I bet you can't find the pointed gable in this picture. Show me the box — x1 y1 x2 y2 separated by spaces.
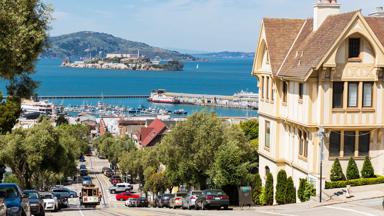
262 18 306 75
139 119 167 147
278 11 358 80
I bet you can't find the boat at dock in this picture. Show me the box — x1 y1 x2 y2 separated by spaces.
148 89 180 104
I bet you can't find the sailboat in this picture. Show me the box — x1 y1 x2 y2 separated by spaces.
196 64 199 70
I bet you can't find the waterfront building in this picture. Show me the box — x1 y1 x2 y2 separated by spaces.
253 0 384 194
135 119 168 148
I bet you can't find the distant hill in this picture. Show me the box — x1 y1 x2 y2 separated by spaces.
42 31 196 61
193 51 254 59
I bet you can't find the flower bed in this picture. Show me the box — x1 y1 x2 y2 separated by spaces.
325 176 384 189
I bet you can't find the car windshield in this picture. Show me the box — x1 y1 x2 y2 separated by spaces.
0 187 18 198
25 192 39 199
205 190 225 195
83 177 91 180
43 194 53 199
192 191 202 196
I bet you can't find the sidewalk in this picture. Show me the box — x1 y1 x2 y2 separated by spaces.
232 183 384 211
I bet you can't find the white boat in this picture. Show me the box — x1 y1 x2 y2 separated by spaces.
21 100 54 115
148 90 179 104
196 64 199 70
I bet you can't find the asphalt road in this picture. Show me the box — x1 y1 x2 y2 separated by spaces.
45 155 384 216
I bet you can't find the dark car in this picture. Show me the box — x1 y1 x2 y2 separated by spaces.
52 187 77 198
0 183 30 216
110 176 122 186
136 197 149 207
23 190 45 216
79 155 85 162
195 189 229 210
159 194 174 208
82 176 92 186
80 169 88 176
79 165 86 170
104 170 113 178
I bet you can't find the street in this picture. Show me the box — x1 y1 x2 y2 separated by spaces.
44 155 384 216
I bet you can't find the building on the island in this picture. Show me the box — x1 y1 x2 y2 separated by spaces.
135 119 168 148
253 0 384 193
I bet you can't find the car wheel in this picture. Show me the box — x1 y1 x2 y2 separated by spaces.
111 190 115 194
223 205 229 210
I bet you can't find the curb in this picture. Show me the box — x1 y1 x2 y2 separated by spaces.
313 195 384 208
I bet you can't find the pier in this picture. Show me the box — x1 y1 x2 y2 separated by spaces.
37 95 149 99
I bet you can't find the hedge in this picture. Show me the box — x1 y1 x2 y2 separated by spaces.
325 176 384 189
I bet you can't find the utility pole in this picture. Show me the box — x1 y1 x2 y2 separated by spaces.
318 127 325 203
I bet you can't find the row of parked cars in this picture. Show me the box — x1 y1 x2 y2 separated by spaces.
154 189 229 210
0 183 77 216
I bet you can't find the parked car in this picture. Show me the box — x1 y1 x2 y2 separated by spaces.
80 168 88 176
136 197 149 207
195 189 229 210
125 198 138 207
40 192 59 212
23 190 45 216
79 164 86 170
79 155 85 162
182 190 202 209
110 175 122 185
0 199 6 216
109 183 133 194
104 170 113 178
82 176 92 186
115 192 140 201
0 183 30 216
154 195 162 208
159 194 174 208
101 167 110 174
170 192 187 209
51 187 77 198
63 177 73 185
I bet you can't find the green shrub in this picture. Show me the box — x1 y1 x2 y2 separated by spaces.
252 173 262 205
346 157 360 180
330 158 345 181
265 173 274 205
303 182 316 201
298 178 306 202
275 170 287 204
325 176 384 189
285 177 296 204
361 156 375 178
259 186 267 206
3 173 19 184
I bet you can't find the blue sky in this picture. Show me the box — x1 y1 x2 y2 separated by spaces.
45 0 384 52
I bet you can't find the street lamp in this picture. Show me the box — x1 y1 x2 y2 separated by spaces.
318 127 325 203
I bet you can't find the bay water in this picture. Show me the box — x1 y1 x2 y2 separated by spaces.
0 58 258 117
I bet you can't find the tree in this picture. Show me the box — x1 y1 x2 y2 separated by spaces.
259 186 267 206
0 0 50 96
158 112 224 188
361 156 375 178
265 173 274 205
275 170 287 205
0 93 21 134
346 157 360 180
239 119 259 140
56 115 68 126
330 158 345 181
285 177 296 204
251 174 262 205
209 125 256 188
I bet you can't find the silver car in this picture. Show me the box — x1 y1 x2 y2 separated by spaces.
182 190 202 209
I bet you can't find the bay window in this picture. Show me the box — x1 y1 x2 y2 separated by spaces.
332 82 344 108
348 82 358 107
329 130 371 158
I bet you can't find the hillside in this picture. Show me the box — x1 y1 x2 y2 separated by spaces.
42 31 196 61
193 51 254 59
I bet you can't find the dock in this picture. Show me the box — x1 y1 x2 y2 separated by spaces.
37 95 149 99
164 92 258 110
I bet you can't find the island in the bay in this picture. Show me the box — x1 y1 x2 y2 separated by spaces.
62 52 184 71
43 31 196 71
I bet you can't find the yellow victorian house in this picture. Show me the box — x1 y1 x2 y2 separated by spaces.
253 0 384 193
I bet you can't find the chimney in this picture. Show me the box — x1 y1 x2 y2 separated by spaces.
314 0 341 31
369 6 384 17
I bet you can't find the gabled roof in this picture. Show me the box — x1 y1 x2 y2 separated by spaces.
365 17 384 48
138 119 167 147
277 11 358 79
263 18 306 74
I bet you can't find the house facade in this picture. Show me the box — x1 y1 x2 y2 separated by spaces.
253 0 384 192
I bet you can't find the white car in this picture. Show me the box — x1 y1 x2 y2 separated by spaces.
125 198 138 207
109 182 133 194
40 192 59 212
